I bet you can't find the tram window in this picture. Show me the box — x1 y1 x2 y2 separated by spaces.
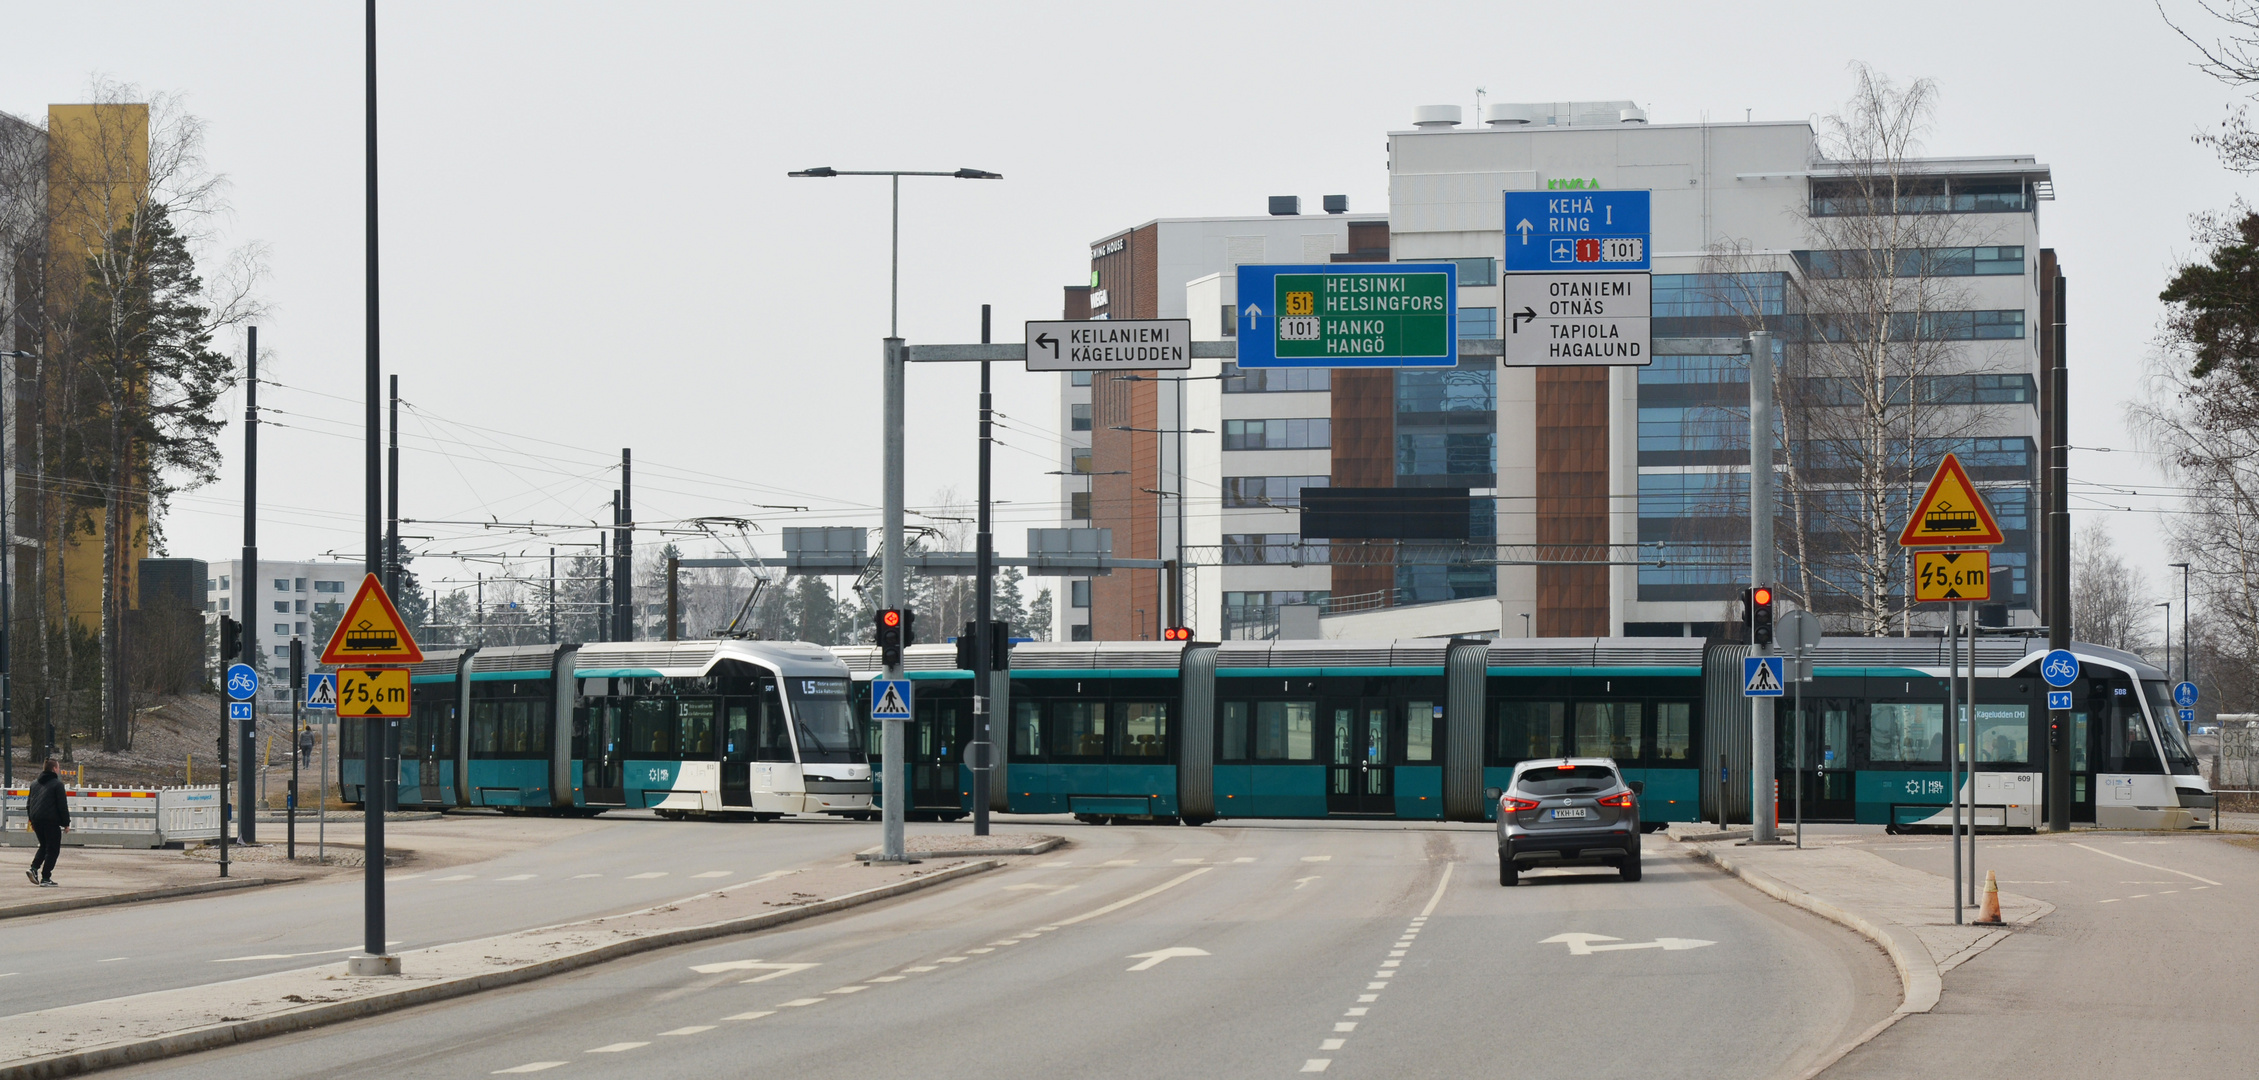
1869 703 1944 763
2144 682 2202 773
724 703 751 757
2071 712 2088 772
499 701 548 755
572 705 590 758
631 698 674 756
1220 702 1249 761
1495 701 1566 762
1973 705 2028 763
1013 701 1042 758
1575 702 1641 761
1054 702 1109 757
343 717 365 754
1654 703 1692 760
1405 702 1436 762
756 683 792 761
1119 703 1167 757
470 702 498 754
678 700 716 757
2096 691 2162 773
1254 701 1316 760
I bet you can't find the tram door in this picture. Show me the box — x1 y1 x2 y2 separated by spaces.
1327 701 1392 815
720 701 754 807
910 699 964 817
585 701 626 806
1786 699 1856 821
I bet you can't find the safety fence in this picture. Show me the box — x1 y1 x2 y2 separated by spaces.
1 784 223 848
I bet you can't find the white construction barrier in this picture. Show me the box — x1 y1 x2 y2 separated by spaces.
3 784 222 848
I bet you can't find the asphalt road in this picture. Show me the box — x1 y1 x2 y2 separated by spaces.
0 811 977 1016
110 821 1897 1080
1823 831 2259 1078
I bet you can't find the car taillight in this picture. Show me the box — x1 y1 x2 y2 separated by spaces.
1503 796 1540 812
1597 791 1635 809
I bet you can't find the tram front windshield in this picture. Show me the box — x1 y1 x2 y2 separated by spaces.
2142 680 2202 775
786 678 863 764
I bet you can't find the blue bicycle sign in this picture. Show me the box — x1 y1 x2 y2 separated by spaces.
2174 681 2199 708
2039 649 2079 689
225 663 260 701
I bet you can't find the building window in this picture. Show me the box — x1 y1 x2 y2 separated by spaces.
1450 257 1496 286
205 601 216 612
1459 307 1497 339
295 599 308 613
1070 371 1092 386
1070 580 1091 608
1397 364 1495 414
1224 534 1326 565
1221 303 1237 338
219 598 229 612
1395 432 1496 477
1222 418 1329 450
273 644 289 657
1070 491 1091 520
219 575 230 590
1222 476 1328 508
1070 623 1094 641
315 580 344 593
274 601 289 613
1652 273 1788 319
273 578 288 592
1070 403 1092 431
1071 448 1092 474
1221 363 1329 393
1796 246 2025 278
1810 176 2029 216
315 601 343 615
296 621 308 635
206 578 216 591
273 623 289 636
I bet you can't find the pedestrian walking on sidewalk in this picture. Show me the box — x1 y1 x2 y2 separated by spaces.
25 758 70 887
298 725 314 768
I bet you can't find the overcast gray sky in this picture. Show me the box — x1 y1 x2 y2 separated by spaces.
2 0 2244 607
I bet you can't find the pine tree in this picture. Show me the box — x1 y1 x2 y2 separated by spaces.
1027 587 1055 641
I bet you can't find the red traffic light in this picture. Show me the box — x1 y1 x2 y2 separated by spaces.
1750 586 1773 608
1162 626 1193 642
879 609 902 628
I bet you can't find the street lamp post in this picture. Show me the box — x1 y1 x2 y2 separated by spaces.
2168 561 2191 687
1114 424 1209 639
0 350 30 806
2158 602 2172 681
788 165 999 863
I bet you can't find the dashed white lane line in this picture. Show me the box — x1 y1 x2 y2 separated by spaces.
1333 1022 1357 1032
2099 898 2121 904
902 965 938 973
826 986 869 994
98 957 127 963
965 947 994 954
1102 859 1139 866
1345 1008 1368 1016
660 1026 715 1036
586 1042 649 1052
936 956 968 964
724 1011 774 1021
1233 857 1256 863
1320 1039 1345 1051
868 975 907 982
777 998 825 1007
1301 855 1332 863
627 872 668 880
435 874 476 882
1301 1061 1331 1073
497 874 536 882
1053 868 1213 927
693 871 733 879
492 1063 566 1074
2069 842 2223 886
573 873 602 879
1174 858 1205 864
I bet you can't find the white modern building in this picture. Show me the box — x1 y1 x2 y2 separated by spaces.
205 558 364 669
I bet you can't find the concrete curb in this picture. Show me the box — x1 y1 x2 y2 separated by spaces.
0 858 1000 1080
855 836 1064 860
0 876 289 923
1684 843 1941 1015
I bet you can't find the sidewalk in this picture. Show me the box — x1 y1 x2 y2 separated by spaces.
1668 826 2053 1020
0 845 297 921
0 852 1008 1079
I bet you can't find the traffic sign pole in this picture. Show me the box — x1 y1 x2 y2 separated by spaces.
1948 602 1961 924
880 336 908 864
1748 330 1778 843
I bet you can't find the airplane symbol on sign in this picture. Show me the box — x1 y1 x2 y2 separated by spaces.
1550 239 1575 262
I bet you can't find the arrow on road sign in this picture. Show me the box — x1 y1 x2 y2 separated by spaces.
1511 306 1537 333
1034 332 1059 359
1516 218 1533 244
1125 946 1209 971
1541 933 1715 956
688 959 821 982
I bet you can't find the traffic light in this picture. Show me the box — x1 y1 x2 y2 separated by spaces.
902 609 918 647
218 616 242 665
1162 626 1193 642
290 638 305 685
955 623 979 673
1749 585 1775 647
955 621 1017 672
875 609 903 667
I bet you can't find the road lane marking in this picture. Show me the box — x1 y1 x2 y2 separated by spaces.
660 1026 714 1035
902 966 937 972
936 957 968 963
1367 982 1387 990
587 1042 649 1052
2068 842 2222 885
1126 947 1209 972
1334 1022 1357 1032
627 872 668 880
1103 859 1139 866
497 874 536 881
1173 858 1205 864
98 957 127 963
1388 951 1405 957
2130 894 2149 899
1321 1039 1345 1050
826 986 868 994
215 945 375 963
573 874 602 879
1345 1007 1368 1016
724 1011 775 1021
986 940 1019 946
1054 868 1212 927
435 875 476 882
2099 898 2120 903
1295 877 1320 890
868 975 906 982
492 1063 566 1073
1233 857 1255 863
777 998 824 1007
693 871 733 879
1302 1061 1331 1073
1419 864 1453 917
1357 994 1376 1002
690 960 819 983
966 948 994 954
1301 855 1332 863
1541 933 1716 956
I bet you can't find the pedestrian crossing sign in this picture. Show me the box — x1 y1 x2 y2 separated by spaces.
305 672 338 711
871 678 913 720
1743 656 1785 697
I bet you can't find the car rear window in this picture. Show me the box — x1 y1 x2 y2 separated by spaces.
1515 764 1619 796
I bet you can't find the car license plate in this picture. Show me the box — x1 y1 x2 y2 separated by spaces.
1551 807 1589 819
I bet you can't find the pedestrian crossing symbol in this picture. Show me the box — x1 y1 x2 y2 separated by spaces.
871 678 913 720
318 574 424 665
305 672 338 711
1743 656 1785 697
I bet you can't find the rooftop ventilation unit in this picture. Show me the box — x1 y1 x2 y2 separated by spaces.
1323 194 1349 214
1268 195 1301 216
1620 106 1648 124
1485 103 1539 126
1412 104 1463 129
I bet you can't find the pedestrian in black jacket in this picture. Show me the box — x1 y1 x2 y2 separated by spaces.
25 759 68 887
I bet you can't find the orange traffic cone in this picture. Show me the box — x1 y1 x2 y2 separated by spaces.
1976 869 2004 925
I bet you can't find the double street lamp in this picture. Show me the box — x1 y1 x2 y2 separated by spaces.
0 350 27 797
788 165 999 861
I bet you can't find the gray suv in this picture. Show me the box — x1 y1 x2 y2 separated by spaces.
1493 757 1641 886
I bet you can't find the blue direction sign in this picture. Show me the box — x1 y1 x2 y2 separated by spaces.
1505 190 1651 273
225 663 259 701
2039 649 2080 689
2180 707 2197 728
1742 656 1785 697
1234 263 1459 369
2047 690 2074 711
305 672 338 711
228 701 254 721
2174 681 2199 708
871 679 913 721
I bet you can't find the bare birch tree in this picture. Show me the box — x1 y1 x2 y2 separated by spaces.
2072 521 2157 654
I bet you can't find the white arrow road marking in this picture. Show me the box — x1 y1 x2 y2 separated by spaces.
1126 946 1210 971
1294 876 1320 890
1002 883 1076 894
688 960 820 982
1541 933 1715 956
215 941 402 963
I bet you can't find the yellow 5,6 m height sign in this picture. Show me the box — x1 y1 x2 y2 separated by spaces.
337 667 411 719
1913 550 1991 603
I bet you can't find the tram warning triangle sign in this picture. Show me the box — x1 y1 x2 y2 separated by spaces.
318 573 425 665
1897 453 2006 547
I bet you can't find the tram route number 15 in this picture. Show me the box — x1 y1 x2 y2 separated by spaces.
338 667 411 719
